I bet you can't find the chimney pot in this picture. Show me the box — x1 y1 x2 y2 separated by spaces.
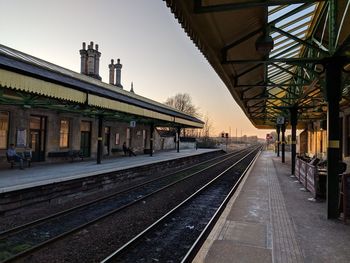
111 59 114 64
95 44 99 51
82 42 86 50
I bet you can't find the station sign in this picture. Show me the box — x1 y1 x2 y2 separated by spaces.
130 120 136 127
276 116 285 125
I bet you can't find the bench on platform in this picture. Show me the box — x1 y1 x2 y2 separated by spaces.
6 152 31 168
48 150 84 161
340 174 350 224
6 153 15 168
111 148 125 156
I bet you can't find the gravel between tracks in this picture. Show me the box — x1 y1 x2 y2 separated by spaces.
0 151 224 233
14 151 239 262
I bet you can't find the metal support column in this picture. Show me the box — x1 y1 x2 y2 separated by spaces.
150 123 154 157
281 123 286 163
277 125 281 157
177 127 181 153
290 107 298 175
325 57 342 219
97 115 103 164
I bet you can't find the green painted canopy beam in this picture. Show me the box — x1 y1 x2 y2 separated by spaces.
222 3 315 62
236 83 310 88
328 0 338 54
224 57 322 65
266 85 300 97
271 63 311 82
194 0 325 13
236 63 264 79
271 26 329 56
222 27 262 55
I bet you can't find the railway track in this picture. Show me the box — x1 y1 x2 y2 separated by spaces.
101 146 262 263
0 147 256 262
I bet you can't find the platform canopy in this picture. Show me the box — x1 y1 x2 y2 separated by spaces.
164 0 350 129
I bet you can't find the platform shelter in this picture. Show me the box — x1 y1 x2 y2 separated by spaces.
164 0 350 219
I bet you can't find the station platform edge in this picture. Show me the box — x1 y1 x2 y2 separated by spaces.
193 150 350 263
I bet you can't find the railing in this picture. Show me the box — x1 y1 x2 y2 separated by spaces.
340 174 350 224
295 157 326 200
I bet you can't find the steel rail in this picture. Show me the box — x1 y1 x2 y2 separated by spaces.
101 145 262 262
1 147 256 262
0 149 233 238
181 147 262 262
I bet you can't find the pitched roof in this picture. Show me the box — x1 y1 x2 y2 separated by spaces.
0 44 204 127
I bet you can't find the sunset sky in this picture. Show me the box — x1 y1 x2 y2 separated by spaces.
0 0 277 138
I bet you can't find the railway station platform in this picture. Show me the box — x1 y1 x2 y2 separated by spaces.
194 150 350 263
0 148 219 194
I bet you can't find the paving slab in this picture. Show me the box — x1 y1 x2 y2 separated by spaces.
193 150 350 263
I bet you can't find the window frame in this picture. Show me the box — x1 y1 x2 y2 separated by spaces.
59 119 70 149
0 111 9 150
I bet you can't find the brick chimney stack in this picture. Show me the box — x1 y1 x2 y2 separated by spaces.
109 59 115 85
80 41 101 80
94 44 100 78
80 42 87 74
115 58 123 88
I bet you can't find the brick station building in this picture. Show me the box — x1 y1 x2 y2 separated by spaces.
0 42 203 166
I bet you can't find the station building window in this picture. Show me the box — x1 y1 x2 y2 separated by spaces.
0 111 9 149
115 133 120 145
59 119 70 148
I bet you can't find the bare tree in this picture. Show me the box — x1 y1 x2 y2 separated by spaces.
165 93 201 137
165 93 200 118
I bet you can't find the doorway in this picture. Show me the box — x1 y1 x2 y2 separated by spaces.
29 115 46 162
80 121 91 157
104 127 110 156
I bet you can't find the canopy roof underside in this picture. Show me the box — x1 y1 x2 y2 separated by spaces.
165 0 350 129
